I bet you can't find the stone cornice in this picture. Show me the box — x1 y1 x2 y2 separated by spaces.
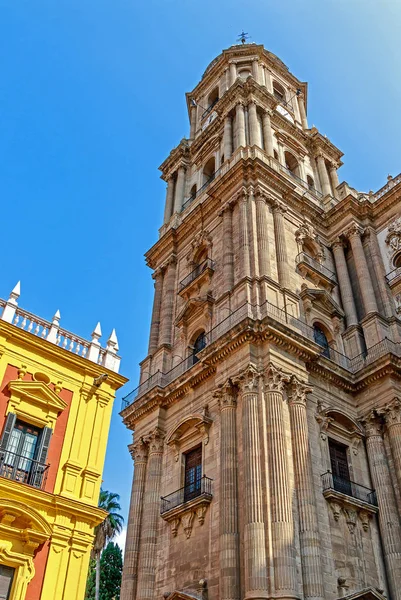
307 127 344 164
159 139 191 179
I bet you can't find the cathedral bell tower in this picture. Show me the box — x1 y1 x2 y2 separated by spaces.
121 41 401 600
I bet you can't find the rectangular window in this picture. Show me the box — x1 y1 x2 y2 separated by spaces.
0 565 15 600
184 446 202 502
329 438 352 495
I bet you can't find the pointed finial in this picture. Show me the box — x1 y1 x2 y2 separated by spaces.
107 328 118 348
52 309 61 323
10 281 20 301
92 322 102 340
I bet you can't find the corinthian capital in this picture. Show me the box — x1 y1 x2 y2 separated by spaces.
214 379 237 409
234 364 260 394
129 437 148 462
287 375 313 406
264 362 290 393
145 427 165 454
382 397 401 427
360 411 382 438
330 237 345 251
344 222 364 239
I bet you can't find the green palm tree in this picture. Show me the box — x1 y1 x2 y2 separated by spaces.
92 489 124 600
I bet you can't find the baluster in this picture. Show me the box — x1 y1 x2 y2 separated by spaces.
82 346 88 358
27 320 33 332
56 335 61 345
62 337 68 349
75 343 81 355
33 322 40 335
41 327 47 338
69 338 74 351
14 314 20 326
21 317 27 329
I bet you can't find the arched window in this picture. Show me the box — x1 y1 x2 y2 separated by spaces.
273 81 286 102
313 324 330 358
192 332 206 364
393 252 401 269
284 151 300 178
307 175 315 190
203 156 215 185
238 69 251 80
189 184 197 200
207 87 219 108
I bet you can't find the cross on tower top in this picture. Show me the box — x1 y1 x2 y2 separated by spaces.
237 31 250 44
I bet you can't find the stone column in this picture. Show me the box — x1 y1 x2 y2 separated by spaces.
163 178 175 224
264 67 273 93
239 189 251 279
298 96 308 129
159 257 177 346
249 101 261 148
189 105 197 139
223 116 233 160
229 61 237 86
148 268 164 354
217 381 240 600
173 166 186 213
236 103 246 149
255 191 271 277
272 202 290 289
136 429 165 600
383 399 401 495
221 203 234 293
252 59 260 84
329 164 340 199
262 111 274 157
265 363 297 599
331 239 359 327
287 377 324 600
362 412 401 600
316 155 332 197
366 227 394 317
121 439 148 600
346 224 378 316
238 365 269 599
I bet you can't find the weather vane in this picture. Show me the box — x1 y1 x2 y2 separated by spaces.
237 31 250 44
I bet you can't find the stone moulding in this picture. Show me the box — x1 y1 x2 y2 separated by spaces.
324 489 378 534
161 495 212 539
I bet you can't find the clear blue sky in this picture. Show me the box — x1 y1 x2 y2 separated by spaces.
1 0 401 528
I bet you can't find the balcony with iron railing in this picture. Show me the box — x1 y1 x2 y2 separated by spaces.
321 471 377 507
179 259 215 292
201 98 219 120
295 252 337 287
385 266 401 287
161 475 213 515
0 449 49 490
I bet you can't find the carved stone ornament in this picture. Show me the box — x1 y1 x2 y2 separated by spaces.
264 362 290 394
359 510 371 532
145 428 165 454
295 221 324 261
344 507 358 534
344 222 364 240
383 397 401 427
182 511 195 539
329 500 342 521
196 504 208 526
214 380 236 410
171 518 180 537
385 217 401 253
360 411 383 438
235 364 260 394
188 229 213 264
315 403 334 441
287 375 312 406
129 437 148 463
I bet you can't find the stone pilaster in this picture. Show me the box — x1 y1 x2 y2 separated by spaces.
362 412 401 600
262 111 274 157
236 103 246 148
365 227 394 318
229 61 237 86
298 96 308 129
252 59 260 84
316 155 332 197
264 363 297 599
238 365 269 599
239 189 251 279
121 439 149 600
255 190 271 278
159 257 177 347
272 201 290 289
287 377 324 600
148 268 164 354
383 398 401 495
163 178 175 224
136 429 165 600
249 101 261 148
221 203 235 294
331 239 358 327
328 165 340 199
189 105 197 139
173 166 186 213
217 381 240 600
346 223 378 316
223 116 233 160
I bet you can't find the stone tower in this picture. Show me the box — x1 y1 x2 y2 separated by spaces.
121 42 401 600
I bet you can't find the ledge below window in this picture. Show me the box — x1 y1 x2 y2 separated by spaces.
161 481 212 539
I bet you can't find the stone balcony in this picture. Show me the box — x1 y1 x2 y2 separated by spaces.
295 251 337 290
160 476 213 538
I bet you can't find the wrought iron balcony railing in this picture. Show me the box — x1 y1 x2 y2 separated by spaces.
161 476 213 515
179 259 215 292
0 449 49 489
201 98 219 120
295 252 337 283
321 471 377 506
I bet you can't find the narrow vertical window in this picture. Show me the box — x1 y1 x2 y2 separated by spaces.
184 446 202 501
329 438 351 495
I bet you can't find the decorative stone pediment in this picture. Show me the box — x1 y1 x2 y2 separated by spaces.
187 229 213 265
300 287 344 319
7 379 67 429
295 221 324 260
339 586 387 600
0 499 52 554
175 296 214 329
166 411 213 461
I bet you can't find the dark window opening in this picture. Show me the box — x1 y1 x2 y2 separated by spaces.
192 332 206 365
307 175 315 190
329 438 352 496
273 81 286 102
273 149 279 160
184 445 202 502
313 324 330 358
0 565 15 600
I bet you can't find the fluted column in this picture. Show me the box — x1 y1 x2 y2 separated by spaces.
383 399 401 495
239 189 251 279
229 61 237 86
173 166 186 213
316 155 332 197
331 239 358 327
159 257 177 346
252 59 260 84
189 105 197 139
121 439 148 600
148 268 164 354
136 429 165 600
287 377 324 600
346 223 378 316
272 202 290 289
298 96 308 130
328 164 340 199
223 116 233 159
238 365 269 599
163 178 175 224
217 381 240 600
262 111 274 157
255 191 271 277
249 101 261 148
362 412 401 600
366 227 394 317
265 363 297 599
235 103 246 148
221 203 234 293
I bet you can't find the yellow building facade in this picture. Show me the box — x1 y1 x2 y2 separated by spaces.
0 283 127 600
